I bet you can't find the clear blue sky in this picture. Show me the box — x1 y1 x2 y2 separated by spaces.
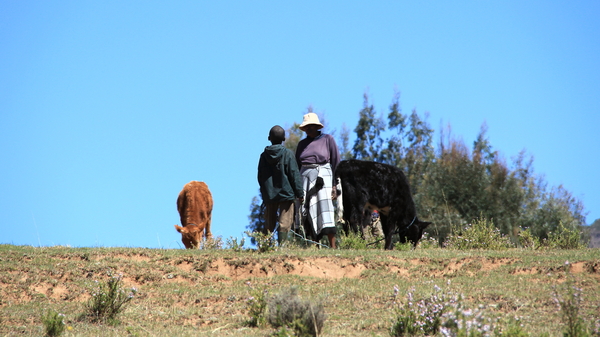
2 1 599 248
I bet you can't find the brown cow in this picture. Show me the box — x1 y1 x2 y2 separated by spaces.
174 181 213 249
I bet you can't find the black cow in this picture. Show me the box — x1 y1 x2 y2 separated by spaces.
335 159 430 249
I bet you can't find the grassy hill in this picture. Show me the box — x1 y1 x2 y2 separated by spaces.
1 244 599 336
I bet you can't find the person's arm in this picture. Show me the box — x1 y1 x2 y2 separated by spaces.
286 151 304 199
328 135 340 174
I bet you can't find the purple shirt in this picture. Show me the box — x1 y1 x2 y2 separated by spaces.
295 133 340 173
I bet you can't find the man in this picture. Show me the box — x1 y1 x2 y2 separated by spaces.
257 125 304 245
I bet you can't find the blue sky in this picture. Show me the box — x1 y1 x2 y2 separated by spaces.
2 1 599 248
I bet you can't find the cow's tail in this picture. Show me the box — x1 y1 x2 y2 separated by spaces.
334 177 344 224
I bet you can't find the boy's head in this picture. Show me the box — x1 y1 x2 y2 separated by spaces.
268 125 285 144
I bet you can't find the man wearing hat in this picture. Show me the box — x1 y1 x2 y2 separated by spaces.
295 112 340 248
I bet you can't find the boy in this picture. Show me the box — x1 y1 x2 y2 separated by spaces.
257 125 304 244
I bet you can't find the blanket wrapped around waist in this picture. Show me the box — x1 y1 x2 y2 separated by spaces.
300 163 337 241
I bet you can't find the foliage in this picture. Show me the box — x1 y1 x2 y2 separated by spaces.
247 195 265 245
200 236 223 250
546 222 588 250
246 285 326 336
440 303 499 336
248 90 588 246
553 262 600 337
416 234 440 249
337 230 368 250
353 93 386 162
225 236 246 251
517 227 541 249
82 270 137 324
2 245 600 335
391 285 451 336
42 309 66 337
245 230 277 253
391 284 502 337
266 286 326 337
245 284 268 327
444 218 514 250
393 241 413 251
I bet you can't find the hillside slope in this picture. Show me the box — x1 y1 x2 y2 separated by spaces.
1 245 599 336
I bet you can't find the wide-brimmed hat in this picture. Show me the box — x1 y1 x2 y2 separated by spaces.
299 113 324 131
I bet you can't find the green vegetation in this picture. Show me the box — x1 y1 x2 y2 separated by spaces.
265 286 325 336
81 271 137 324
1 244 599 336
247 91 591 248
41 309 66 337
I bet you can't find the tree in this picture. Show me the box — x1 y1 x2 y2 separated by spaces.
247 194 265 244
353 93 385 161
249 91 588 245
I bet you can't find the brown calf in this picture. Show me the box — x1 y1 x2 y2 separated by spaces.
174 181 213 249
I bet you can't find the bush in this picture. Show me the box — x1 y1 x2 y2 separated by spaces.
391 284 515 336
82 271 137 323
245 285 268 327
553 261 600 336
338 230 368 250
42 309 65 337
200 236 223 249
225 236 245 251
391 285 456 336
518 227 541 249
245 231 277 253
266 286 326 337
445 218 513 250
417 234 440 249
546 222 587 249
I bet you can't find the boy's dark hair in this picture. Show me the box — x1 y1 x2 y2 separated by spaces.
268 125 285 143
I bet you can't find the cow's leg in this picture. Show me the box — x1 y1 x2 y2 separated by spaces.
341 196 362 235
204 213 213 240
360 210 372 240
379 214 395 250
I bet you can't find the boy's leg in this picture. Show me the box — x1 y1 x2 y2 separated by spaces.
264 203 278 234
277 200 295 244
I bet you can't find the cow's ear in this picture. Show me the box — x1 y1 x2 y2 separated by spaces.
174 225 186 233
419 221 431 230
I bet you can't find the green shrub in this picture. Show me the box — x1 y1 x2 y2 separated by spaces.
338 230 368 250
499 318 530 337
391 285 455 336
391 284 514 336
245 231 277 253
225 236 245 251
518 227 541 249
546 222 587 249
200 236 223 250
417 234 440 249
42 309 65 337
553 261 599 336
445 218 513 250
266 286 325 337
82 271 137 324
393 241 413 251
245 286 268 327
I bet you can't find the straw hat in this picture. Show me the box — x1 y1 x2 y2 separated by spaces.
299 113 324 131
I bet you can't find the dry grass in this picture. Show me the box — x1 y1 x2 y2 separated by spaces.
0 244 599 336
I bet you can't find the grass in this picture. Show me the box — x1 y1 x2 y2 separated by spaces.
0 244 598 336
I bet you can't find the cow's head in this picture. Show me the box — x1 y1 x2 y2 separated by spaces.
398 219 431 248
174 224 202 249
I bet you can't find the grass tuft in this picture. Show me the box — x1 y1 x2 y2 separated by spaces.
42 309 66 337
81 270 137 324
